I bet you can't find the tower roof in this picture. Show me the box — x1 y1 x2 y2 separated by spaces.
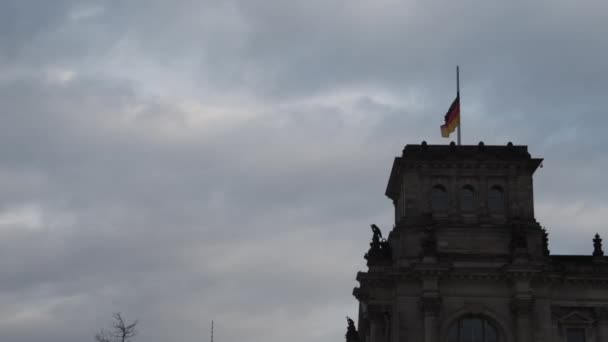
385 142 543 201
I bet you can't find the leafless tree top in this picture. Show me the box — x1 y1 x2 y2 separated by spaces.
95 312 138 342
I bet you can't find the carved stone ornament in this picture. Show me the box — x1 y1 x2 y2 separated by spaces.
593 233 604 257
365 224 392 264
556 310 595 339
542 227 550 256
345 316 359 342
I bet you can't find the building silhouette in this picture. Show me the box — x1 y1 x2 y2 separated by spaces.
349 142 608 342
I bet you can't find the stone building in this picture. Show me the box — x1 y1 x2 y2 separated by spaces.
348 142 608 342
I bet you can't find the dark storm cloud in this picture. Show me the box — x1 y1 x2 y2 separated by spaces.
0 1 607 342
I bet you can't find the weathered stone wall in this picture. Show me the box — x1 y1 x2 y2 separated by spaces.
352 144 607 342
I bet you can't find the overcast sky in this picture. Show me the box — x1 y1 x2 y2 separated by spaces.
1 1 607 341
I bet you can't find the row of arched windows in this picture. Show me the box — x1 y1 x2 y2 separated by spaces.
447 314 588 342
447 314 585 342
431 184 505 212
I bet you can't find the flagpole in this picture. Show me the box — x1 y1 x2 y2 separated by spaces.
457 66 461 146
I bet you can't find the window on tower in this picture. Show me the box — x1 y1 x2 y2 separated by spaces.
431 185 449 211
488 185 505 212
461 185 475 211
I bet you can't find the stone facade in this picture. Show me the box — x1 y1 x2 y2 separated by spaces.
350 142 608 342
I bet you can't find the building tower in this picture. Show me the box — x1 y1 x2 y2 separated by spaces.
349 142 608 342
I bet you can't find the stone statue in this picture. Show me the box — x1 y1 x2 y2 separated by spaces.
371 224 383 240
345 316 359 342
542 227 550 257
593 233 604 257
365 224 392 263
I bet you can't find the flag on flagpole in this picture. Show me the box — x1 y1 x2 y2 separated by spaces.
440 95 460 138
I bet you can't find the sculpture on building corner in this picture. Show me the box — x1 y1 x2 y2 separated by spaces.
345 316 359 342
542 227 550 257
371 224 382 241
364 224 392 263
593 233 604 257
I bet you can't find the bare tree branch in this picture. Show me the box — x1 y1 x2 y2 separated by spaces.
95 313 138 342
94 329 112 342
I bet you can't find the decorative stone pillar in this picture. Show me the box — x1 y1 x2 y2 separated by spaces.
390 307 399 342
533 298 551 342
393 199 398 225
512 297 533 342
506 268 538 342
369 315 381 342
479 172 488 221
593 234 605 262
596 307 608 342
368 311 389 342
421 297 440 342
383 310 391 342
421 226 438 264
420 277 441 342
510 224 530 264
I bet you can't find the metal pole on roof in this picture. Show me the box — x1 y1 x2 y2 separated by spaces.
457 65 461 146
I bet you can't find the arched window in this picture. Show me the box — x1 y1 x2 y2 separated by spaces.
431 185 449 211
488 186 504 212
461 185 475 211
447 316 498 342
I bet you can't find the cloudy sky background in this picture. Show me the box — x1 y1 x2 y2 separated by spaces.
1 1 607 341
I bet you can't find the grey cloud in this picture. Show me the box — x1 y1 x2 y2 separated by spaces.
0 75 386 342
0 1 607 342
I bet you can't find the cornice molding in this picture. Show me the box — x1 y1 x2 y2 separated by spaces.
357 267 608 288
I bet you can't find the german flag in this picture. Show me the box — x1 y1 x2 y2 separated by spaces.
440 95 460 138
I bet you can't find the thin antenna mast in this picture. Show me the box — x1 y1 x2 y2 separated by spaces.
457 66 461 146
211 320 214 342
